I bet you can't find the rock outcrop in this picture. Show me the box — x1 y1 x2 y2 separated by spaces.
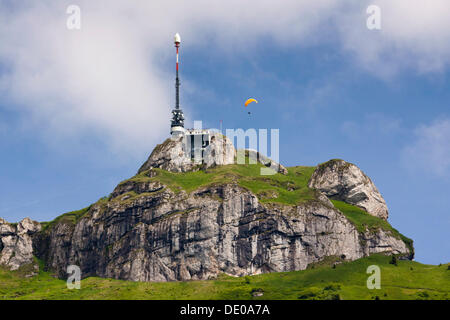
0 218 41 275
308 159 389 220
137 133 289 175
203 133 236 168
138 136 194 173
138 133 236 174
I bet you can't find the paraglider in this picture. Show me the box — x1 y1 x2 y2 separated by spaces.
245 98 258 107
245 98 258 115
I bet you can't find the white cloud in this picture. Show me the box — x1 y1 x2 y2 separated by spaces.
0 1 449 157
402 118 450 177
337 0 450 76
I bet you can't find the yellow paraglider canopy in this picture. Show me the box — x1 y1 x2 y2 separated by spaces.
245 98 258 107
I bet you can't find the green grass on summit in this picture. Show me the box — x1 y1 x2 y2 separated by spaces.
120 162 317 205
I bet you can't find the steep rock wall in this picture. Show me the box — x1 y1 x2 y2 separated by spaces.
34 182 409 282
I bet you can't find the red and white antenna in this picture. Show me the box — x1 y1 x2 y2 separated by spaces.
174 33 181 110
170 33 184 135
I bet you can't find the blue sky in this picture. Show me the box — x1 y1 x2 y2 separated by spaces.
0 1 449 264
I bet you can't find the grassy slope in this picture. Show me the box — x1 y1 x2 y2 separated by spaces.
0 254 448 300
40 206 91 232
331 200 414 254
119 162 317 205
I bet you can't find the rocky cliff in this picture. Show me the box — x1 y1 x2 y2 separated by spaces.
0 137 413 282
308 159 389 220
138 133 237 173
0 218 41 276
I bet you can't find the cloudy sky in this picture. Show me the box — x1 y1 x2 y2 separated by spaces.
0 0 449 264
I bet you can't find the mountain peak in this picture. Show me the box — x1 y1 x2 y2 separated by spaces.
138 133 287 175
0 139 412 281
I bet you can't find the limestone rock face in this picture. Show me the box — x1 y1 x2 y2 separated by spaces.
138 133 236 173
203 133 236 168
308 159 389 220
138 136 193 173
0 217 41 274
35 181 410 282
